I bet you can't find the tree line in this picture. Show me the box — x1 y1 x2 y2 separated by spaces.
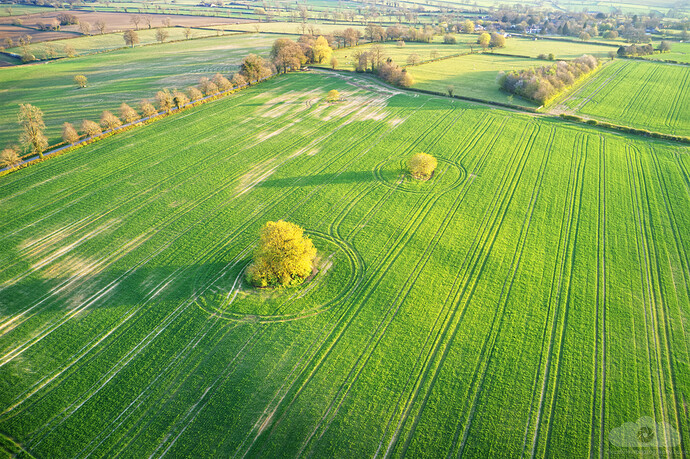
0 54 277 171
498 55 599 105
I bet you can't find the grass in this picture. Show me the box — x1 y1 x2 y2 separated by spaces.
218 21 367 35
6 27 225 59
0 71 688 458
500 37 619 59
327 41 470 70
559 59 690 136
409 53 540 107
642 42 690 64
0 32 292 148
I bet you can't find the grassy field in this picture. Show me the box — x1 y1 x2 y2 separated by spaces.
500 37 619 60
560 59 690 136
0 32 290 148
642 42 690 64
327 41 470 70
409 53 540 107
0 71 688 457
219 20 367 35
0 5 55 16
6 27 225 59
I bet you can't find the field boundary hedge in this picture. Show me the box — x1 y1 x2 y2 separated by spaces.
558 113 690 143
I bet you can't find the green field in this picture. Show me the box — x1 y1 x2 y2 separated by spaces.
0 32 291 148
409 53 540 107
561 59 690 136
6 27 224 59
643 42 690 64
0 71 688 457
500 37 619 60
327 41 470 70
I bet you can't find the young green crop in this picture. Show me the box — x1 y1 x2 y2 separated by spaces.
0 72 687 458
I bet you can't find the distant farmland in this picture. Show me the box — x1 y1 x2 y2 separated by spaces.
0 72 688 457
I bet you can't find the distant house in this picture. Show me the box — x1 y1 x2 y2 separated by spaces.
526 26 542 34
474 24 485 32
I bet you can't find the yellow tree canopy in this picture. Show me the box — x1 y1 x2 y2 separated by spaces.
408 152 438 180
311 36 332 63
326 89 340 101
247 220 317 287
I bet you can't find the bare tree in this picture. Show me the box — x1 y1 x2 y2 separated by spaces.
130 15 141 30
79 21 91 35
62 122 79 144
0 147 21 169
140 100 157 117
18 104 48 158
124 30 140 47
119 103 139 123
156 28 169 43
95 19 106 34
184 27 192 39
81 119 102 137
100 110 122 130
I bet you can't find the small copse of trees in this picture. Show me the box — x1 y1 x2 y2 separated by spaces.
246 220 317 287
499 55 599 105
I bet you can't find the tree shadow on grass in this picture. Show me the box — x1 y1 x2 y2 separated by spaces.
258 170 379 188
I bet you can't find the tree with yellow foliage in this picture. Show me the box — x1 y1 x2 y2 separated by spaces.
311 35 332 63
326 89 340 102
246 220 317 287
408 152 437 180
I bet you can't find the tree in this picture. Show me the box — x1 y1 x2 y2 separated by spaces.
18 104 48 158
462 19 474 34
81 119 102 137
608 50 616 60
172 90 189 109
271 38 305 73
64 45 76 58
95 19 106 34
447 85 454 97
199 77 219 96
326 89 340 101
330 56 338 69
240 54 269 83
100 110 122 130
184 27 192 39
231 73 248 88
368 44 385 71
0 147 21 169
311 35 332 63
246 220 317 287
62 122 79 144
489 32 506 48
579 31 591 41
658 40 671 53
140 100 157 117
124 30 139 47
156 89 174 112
156 28 169 43
119 103 139 123
74 74 88 88
130 15 141 30
212 73 232 91
443 33 456 44
187 86 203 101
399 69 414 88
79 21 91 35
408 152 437 180
477 32 490 50
407 53 421 66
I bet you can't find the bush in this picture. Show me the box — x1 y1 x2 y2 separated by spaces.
246 220 317 287
326 89 340 102
408 152 437 180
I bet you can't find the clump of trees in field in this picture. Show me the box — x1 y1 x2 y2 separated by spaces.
477 32 506 50
408 153 438 180
246 220 317 287
351 44 413 87
498 55 599 105
270 35 335 74
617 42 671 57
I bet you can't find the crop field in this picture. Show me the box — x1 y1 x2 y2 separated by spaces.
409 53 539 106
0 71 688 457
561 59 690 136
0 32 292 147
6 27 225 59
327 41 470 70
500 37 619 60
642 42 690 64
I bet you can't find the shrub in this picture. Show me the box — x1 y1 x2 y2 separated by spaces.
408 152 437 180
246 220 317 287
326 89 340 102
443 34 456 44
